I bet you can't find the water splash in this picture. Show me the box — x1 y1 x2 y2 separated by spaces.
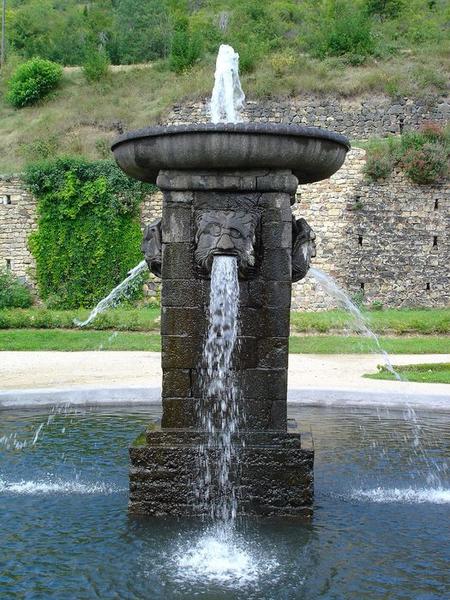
210 44 245 124
197 256 240 523
309 267 401 380
174 526 269 586
350 487 450 504
0 477 124 495
74 260 147 328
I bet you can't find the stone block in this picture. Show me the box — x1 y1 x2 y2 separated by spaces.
161 398 197 428
260 249 292 281
161 243 195 279
257 338 289 369
242 369 288 401
161 307 204 337
262 221 292 249
162 335 202 369
248 280 292 309
161 205 193 243
161 280 207 308
162 369 191 398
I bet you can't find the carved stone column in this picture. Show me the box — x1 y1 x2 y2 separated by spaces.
129 169 314 517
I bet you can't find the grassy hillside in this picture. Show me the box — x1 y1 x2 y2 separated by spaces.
0 0 448 173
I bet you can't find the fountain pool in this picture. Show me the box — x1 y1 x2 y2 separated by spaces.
1 406 449 599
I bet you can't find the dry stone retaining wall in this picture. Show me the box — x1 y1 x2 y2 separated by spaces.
1 155 448 309
166 94 450 138
0 176 37 285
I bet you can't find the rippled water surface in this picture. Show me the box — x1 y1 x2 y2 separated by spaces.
1 406 449 599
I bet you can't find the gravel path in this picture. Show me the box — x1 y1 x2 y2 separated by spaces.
1 351 448 398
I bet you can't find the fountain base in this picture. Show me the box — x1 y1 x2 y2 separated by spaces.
129 429 314 517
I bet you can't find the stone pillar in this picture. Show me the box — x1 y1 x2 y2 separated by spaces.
130 169 314 517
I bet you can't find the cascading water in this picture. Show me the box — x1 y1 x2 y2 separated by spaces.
197 256 240 523
210 44 245 124
309 267 401 380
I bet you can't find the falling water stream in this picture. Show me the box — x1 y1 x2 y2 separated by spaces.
309 267 401 380
198 256 240 523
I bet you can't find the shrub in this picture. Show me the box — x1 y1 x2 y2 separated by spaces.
364 149 395 180
402 142 448 184
0 270 33 308
365 0 405 19
169 19 202 73
25 158 154 308
6 58 63 108
82 48 110 82
309 2 375 64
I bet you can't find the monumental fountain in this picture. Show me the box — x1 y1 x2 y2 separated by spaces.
111 46 350 518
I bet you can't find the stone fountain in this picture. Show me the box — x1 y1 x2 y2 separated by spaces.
112 45 349 518
112 121 349 517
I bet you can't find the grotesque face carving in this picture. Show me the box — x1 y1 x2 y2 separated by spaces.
141 218 162 277
195 209 260 278
292 217 316 282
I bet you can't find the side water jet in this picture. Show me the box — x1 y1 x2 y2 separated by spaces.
309 267 401 380
74 260 147 327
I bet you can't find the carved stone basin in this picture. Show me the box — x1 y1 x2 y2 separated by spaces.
111 123 350 184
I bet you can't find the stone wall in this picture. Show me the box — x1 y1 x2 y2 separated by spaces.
0 176 37 283
1 152 448 311
166 93 450 138
292 149 449 310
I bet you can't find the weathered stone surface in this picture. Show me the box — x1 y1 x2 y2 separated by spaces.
161 205 192 243
161 307 203 337
161 243 195 279
129 432 314 517
161 279 207 307
161 335 202 369
162 369 191 398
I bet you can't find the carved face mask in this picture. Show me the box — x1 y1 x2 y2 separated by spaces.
292 217 316 282
194 209 260 278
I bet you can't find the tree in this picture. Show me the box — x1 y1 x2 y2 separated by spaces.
114 0 171 64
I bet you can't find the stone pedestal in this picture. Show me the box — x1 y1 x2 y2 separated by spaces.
129 169 314 516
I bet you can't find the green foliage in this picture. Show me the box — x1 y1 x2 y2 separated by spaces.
6 58 63 108
365 362 450 383
307 1 375 64
113 0 171 64
25 157 154 309
0 270 33 309
364 124 449 183
82 48 110 82
365 0 405 19
364 149 395 180
169 19 202 73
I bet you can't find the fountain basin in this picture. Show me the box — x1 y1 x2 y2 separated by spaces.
111 123 350 184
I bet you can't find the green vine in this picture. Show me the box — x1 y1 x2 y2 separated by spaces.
26 157 155 309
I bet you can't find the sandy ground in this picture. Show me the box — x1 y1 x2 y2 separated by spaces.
1 352 449 399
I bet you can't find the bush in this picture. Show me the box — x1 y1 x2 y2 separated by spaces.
25 158 154 309
0 270 33 308
402 142 448 184
364 149 395 180
309 2 375 64
6 58 63 108
365 0 405 19
364 124 449 184
169 19 202 73
82 48 110 82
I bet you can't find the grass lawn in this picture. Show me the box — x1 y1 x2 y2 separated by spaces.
1 329 449 354
1 307 448 335
364 363 450 384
